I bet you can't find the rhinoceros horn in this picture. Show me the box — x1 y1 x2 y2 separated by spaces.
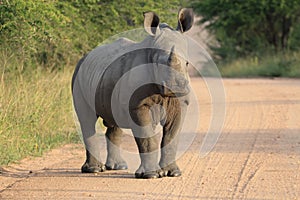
168 46 180 66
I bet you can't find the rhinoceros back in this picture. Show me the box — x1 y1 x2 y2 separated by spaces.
76 38 135 112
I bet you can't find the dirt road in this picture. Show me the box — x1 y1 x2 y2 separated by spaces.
1 78 300 199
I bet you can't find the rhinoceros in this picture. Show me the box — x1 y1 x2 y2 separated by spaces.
72 8 194 179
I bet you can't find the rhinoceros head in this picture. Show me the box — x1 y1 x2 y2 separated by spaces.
143 8 194 97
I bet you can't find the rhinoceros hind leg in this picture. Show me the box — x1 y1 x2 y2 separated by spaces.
73 78 104 173
81 150 106 173
105 126 128 170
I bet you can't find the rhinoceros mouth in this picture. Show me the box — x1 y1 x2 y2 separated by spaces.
160 82 190 97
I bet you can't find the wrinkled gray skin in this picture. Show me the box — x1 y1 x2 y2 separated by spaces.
72 8 194 179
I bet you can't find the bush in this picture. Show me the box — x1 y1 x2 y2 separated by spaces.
0 0 183 71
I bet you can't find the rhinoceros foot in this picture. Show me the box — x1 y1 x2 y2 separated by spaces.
135 170 164 179
134 165 164 179
81 161 106 173
161 163 182 177
105 160 128 170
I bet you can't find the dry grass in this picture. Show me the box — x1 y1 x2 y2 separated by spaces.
0 53 78 166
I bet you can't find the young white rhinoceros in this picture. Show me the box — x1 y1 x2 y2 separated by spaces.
72 8 194 179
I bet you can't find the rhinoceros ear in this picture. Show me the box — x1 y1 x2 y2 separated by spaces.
143 11 160 36
177 8 194 33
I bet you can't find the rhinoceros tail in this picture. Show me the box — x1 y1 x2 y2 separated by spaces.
71 54 88 93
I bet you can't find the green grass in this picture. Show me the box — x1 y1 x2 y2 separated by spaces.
219 52 300 78
0 55 79 166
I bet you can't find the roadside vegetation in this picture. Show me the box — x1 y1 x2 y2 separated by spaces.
0 62 77 165
191 0 300 77
0 0 184 166
219 52 300 78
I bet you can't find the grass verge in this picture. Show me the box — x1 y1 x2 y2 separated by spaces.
219 52 300 78
0 54 79 166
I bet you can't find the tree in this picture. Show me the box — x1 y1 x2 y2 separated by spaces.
190 0 300 60
0 0 183 70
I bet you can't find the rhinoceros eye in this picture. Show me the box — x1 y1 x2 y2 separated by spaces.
186 61 189 67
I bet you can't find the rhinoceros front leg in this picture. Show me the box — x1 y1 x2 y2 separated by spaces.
133 133 164 179
159 107 185 177
131 107 164 179
159 126 181 177
105 126 128 170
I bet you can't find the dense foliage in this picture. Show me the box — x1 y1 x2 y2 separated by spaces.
190 0 300 61
0 0 184 71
